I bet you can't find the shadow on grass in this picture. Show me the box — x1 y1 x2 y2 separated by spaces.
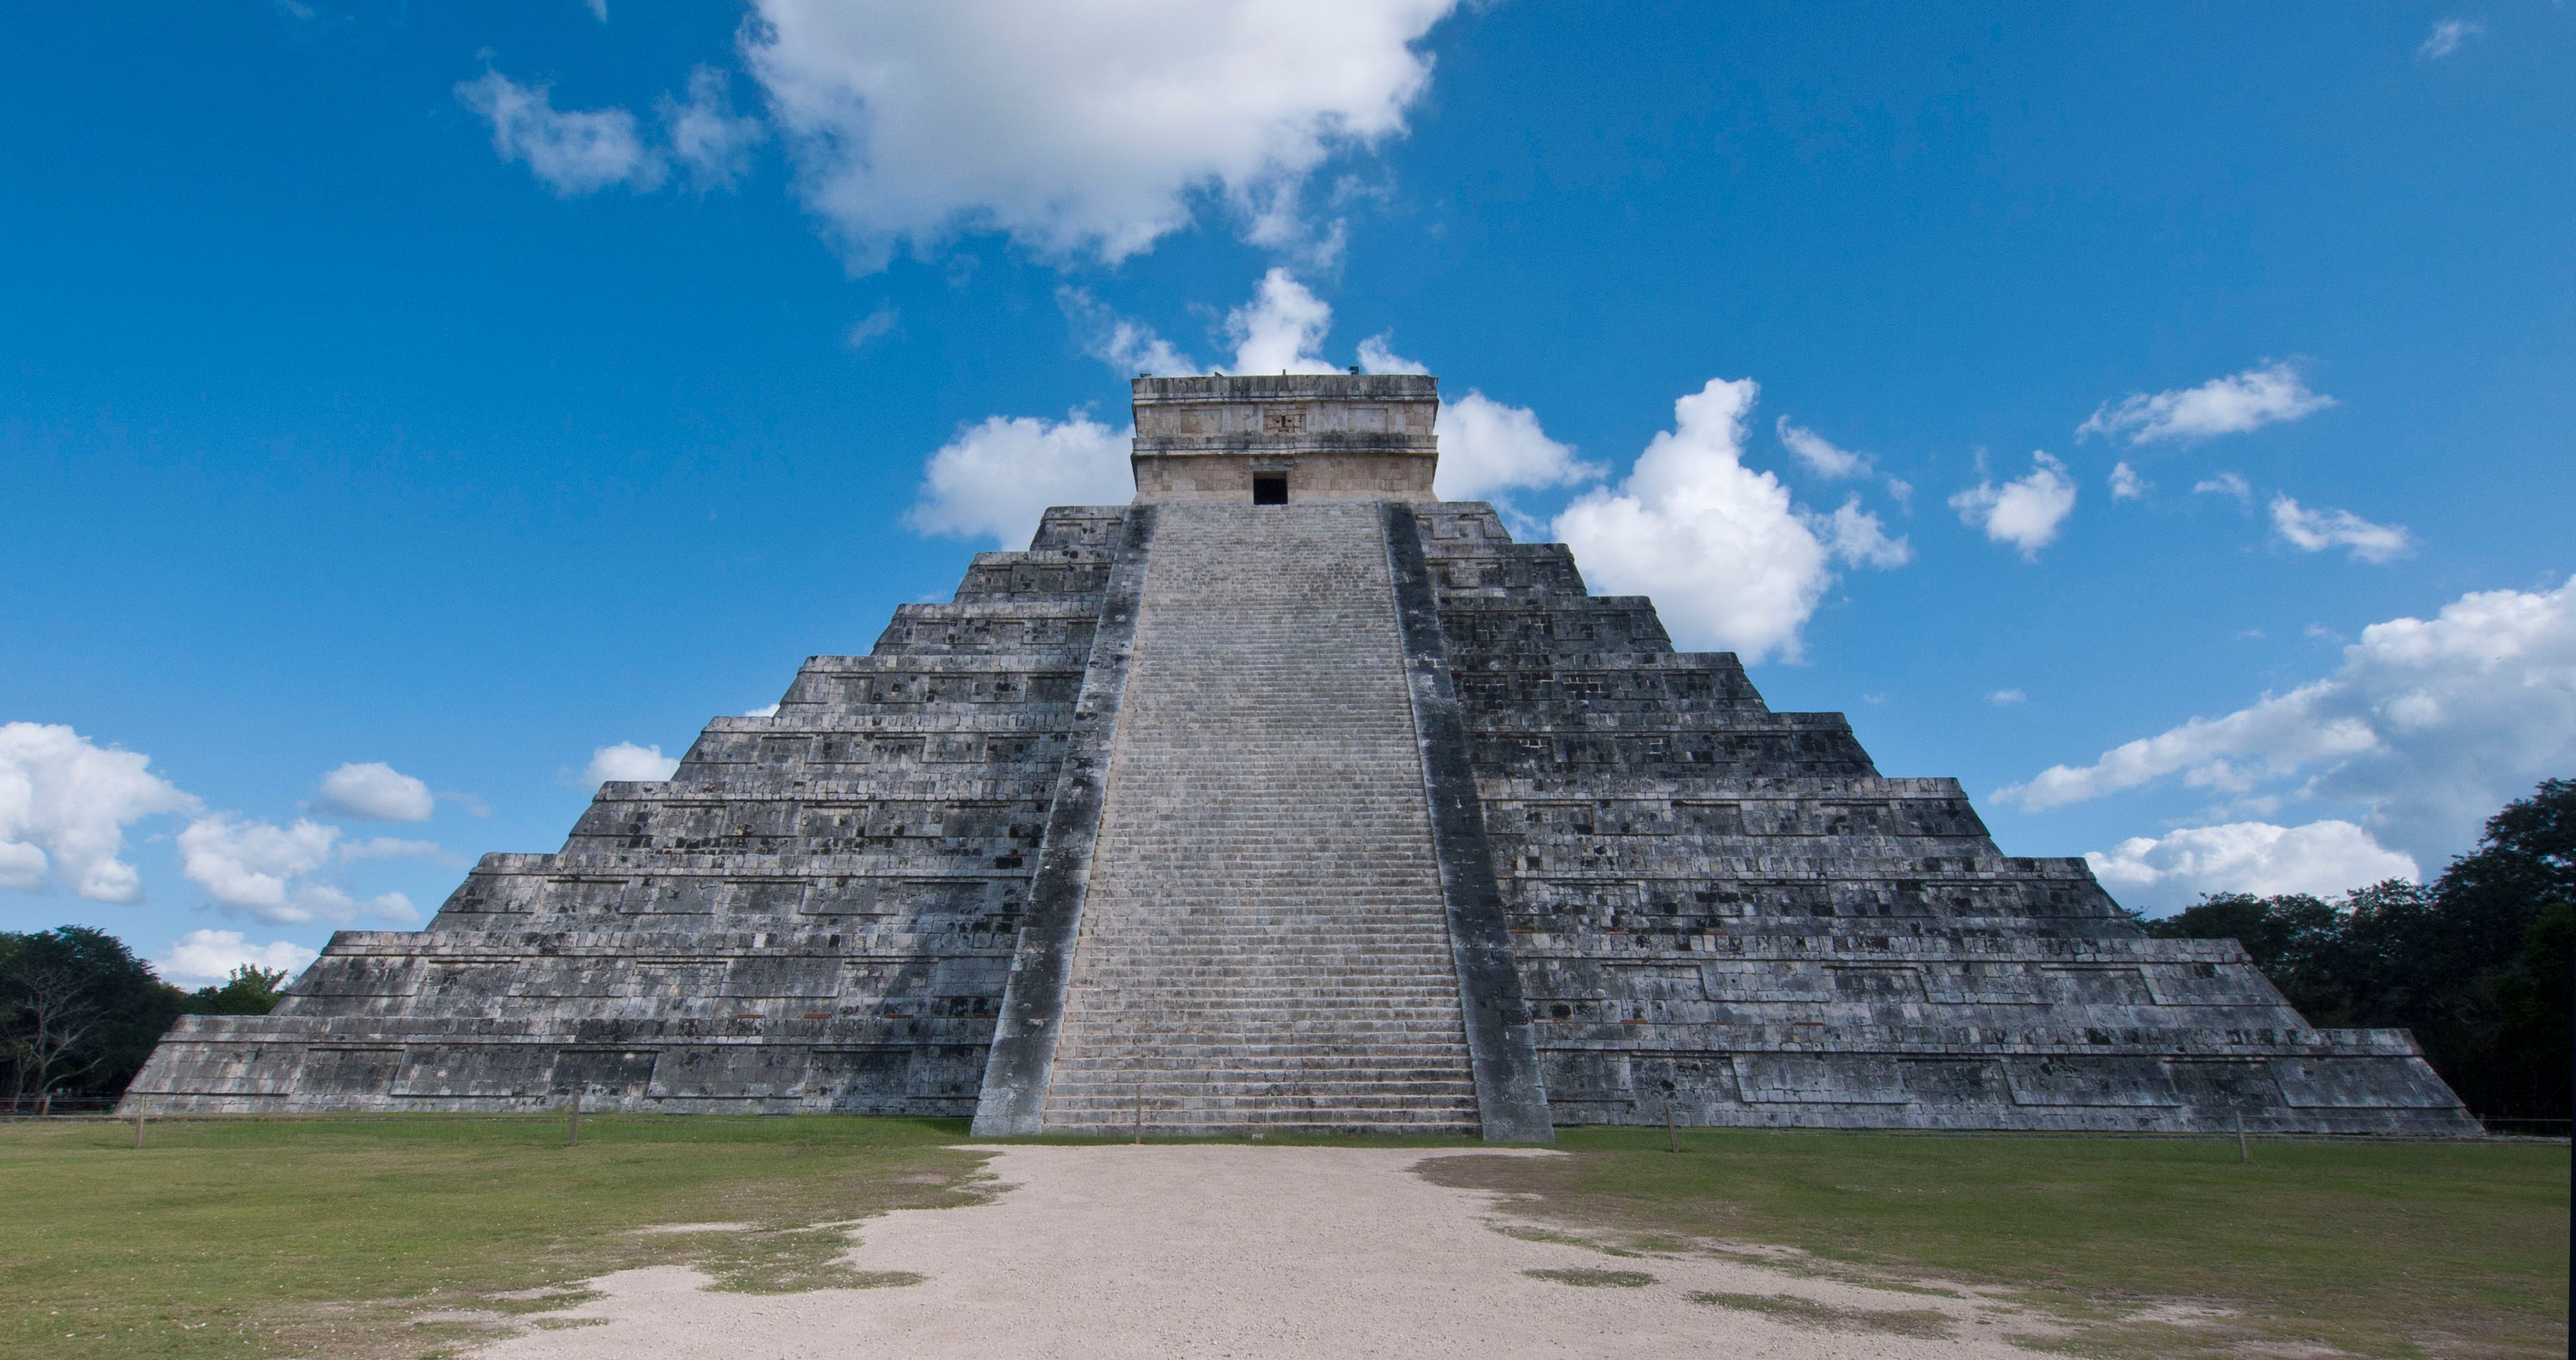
1 1113 986 1360
1418 1126 2570 1360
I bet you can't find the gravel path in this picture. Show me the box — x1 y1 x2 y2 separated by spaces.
474 1144 2047 1358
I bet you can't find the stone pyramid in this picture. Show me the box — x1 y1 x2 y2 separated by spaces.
127 374 2477 1138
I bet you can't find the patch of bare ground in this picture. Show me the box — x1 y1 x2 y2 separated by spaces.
472 1144 2043 1359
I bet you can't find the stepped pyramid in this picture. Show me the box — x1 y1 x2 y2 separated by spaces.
128 374 2476 1138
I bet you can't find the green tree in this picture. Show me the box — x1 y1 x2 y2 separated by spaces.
2141 779 2574 1123
185 965 289 1016
0 927 184 1110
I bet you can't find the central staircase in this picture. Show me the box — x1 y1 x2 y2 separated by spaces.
1041 501 1479 1134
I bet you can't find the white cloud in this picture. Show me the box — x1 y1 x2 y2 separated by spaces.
1998 577 2576 865
1224 268 1341 374
0 722 196 903
743 703 781 718
906 411 1133 546
662 65 766 189
2419 19 2483 60
1554 378 1902 662
1432 392 1601 501
1812 496 1911 568
176 815 333 916
315 761 434 822
1990 689 2027 706
2270 495 2413 563
2109 461 2148 500
1063 288 1198 376
1883 476 1912 510
340 837 443 862
583 742 682 786
174 814 414 926
1949 451 2076 559
584 0 608 21
742 0 1459 270
1043 275 1597 515
457 70 664 196
2078 361 2334 445
1773 417 1872 478
153 929 320 988
2089 820 2419 912
2193 471 2252 504
1353 332 1422 377
844 306 900 349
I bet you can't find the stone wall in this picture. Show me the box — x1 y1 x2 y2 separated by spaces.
1405 501 2478 1135
124 507 1138 1114
122 373 2481 1137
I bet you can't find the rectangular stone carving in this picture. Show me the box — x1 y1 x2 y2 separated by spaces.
2003 1056 2182 1107
1733 1054 1910 1104
2270 1056 2462 1109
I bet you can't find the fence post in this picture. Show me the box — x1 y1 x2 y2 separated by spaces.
2234 1109 2249 1164
568 1089 582 1147
1666 1104 1677 1154
1132 1082 1143 1144
132 1104 145 1150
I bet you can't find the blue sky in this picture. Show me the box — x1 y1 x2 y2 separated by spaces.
3 2 2569 984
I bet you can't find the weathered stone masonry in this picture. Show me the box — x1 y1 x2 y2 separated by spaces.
127 372 2477 1138
128 507 1135 1115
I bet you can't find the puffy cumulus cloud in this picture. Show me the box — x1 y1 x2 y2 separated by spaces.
661 65 765 189
2419 19 2483 60
2109 461 2148 500
2270 495 2413 564
2088 820 2420 912
1347 323 1604 503
1773 417 1871 478
315 762 433 822
582 742 682 786
907 411 1133 546
154 929 320 988
1224 269 1341 374
1990 689 2027 706
457 71 664 196
743 0 1458 269
2078 361 2334 445
1811 497 1910 569
175 816 332 914
1431 393 1600 502
1949 452 2076 559
1998 577 2576 864
0 722 197 903
175 814 414 926
743 703 781 719
1553 379 1904 662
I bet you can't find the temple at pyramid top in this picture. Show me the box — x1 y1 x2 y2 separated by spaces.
123 367 2479 1140
1129 373 1441 502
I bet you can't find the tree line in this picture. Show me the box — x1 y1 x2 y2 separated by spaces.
1 928 285 1113
2140 777 2573 1123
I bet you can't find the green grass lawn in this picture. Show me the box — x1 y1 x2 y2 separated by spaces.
0 1114 983 1360
5 1117 2564 1360
1421 1128 2572 1359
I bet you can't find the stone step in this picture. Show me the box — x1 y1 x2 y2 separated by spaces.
1041 501 1482 1130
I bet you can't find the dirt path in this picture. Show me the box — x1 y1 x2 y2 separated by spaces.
473 1144 2046 1358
